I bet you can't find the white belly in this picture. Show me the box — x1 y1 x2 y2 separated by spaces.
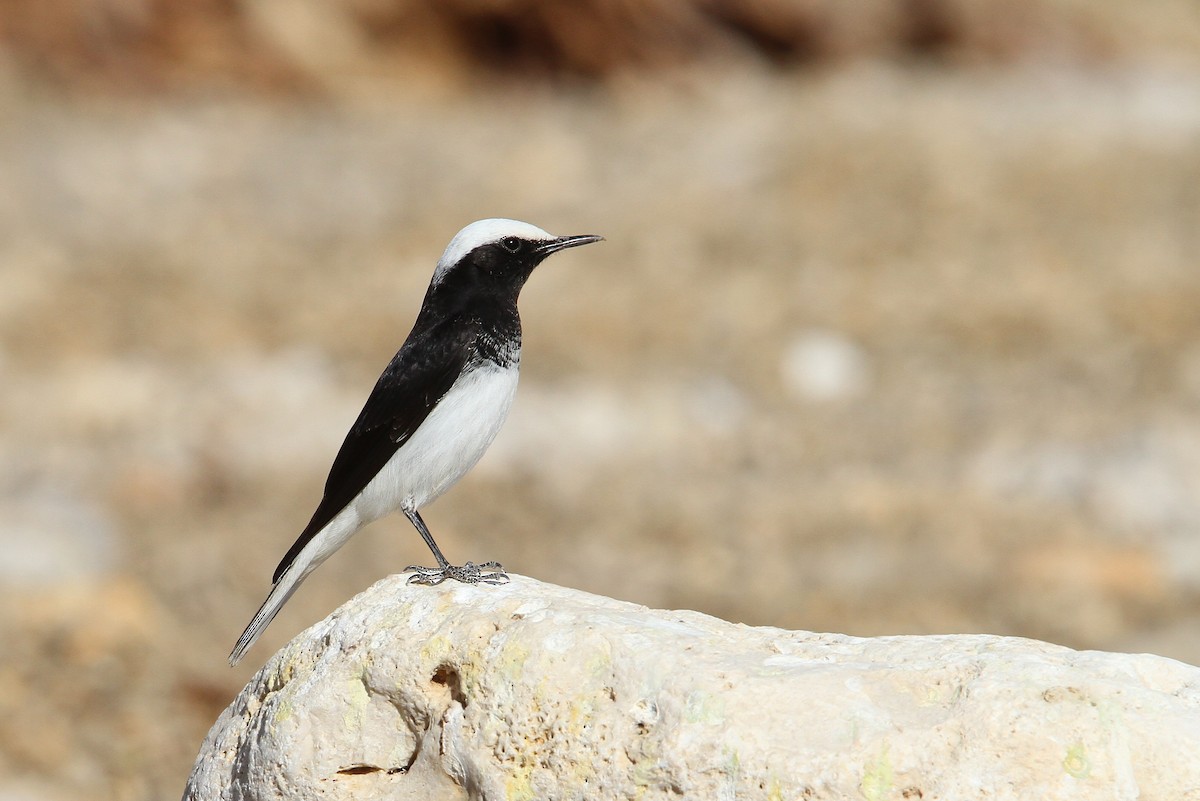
353 362 519 522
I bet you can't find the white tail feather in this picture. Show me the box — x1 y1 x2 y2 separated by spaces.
227 563 309 666
228 511 362 666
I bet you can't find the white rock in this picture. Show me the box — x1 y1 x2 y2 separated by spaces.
781 329 871 402
185 576 1200 801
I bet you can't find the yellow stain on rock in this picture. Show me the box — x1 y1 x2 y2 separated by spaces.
1063 742 1091 779
271 694 294 725
418 634 454 664
683 691 725 725
497 639 531 678
860 743 893 801
341 676 371 730
504 769 535 801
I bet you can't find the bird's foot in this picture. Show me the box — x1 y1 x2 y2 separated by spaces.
403 561 510 586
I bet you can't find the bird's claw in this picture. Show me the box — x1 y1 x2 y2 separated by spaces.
403 561 510 586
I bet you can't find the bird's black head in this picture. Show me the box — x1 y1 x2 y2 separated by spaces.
427 219 603 305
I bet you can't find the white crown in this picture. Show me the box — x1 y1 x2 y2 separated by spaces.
432 218 556 285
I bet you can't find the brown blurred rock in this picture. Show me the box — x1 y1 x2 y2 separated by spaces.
1015 542 1167 604
10 577 161 665
1 0 1197 94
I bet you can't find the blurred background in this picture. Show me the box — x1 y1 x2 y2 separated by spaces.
1 0 1199 798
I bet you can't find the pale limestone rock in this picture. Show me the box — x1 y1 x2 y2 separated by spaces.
184 575 1200 800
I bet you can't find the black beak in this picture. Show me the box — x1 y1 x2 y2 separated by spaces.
536 234 604 256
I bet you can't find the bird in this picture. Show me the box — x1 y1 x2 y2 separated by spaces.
228 218 603 666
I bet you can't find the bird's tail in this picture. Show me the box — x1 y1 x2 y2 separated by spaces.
227 563 309 666
228 509 362 666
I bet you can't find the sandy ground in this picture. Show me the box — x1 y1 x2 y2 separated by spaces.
1 63 1200 798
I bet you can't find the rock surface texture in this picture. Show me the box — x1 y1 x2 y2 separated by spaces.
184 575 1200 800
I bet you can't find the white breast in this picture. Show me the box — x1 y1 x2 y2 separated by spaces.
352 362 520 522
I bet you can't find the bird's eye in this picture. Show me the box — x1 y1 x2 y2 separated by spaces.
500 236 523 254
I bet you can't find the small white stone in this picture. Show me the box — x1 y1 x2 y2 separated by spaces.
780 329 871 402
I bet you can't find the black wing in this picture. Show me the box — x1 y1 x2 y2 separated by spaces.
272 320 476 583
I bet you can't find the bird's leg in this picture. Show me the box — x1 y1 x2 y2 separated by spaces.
404 507 451 569
402 508 509 586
